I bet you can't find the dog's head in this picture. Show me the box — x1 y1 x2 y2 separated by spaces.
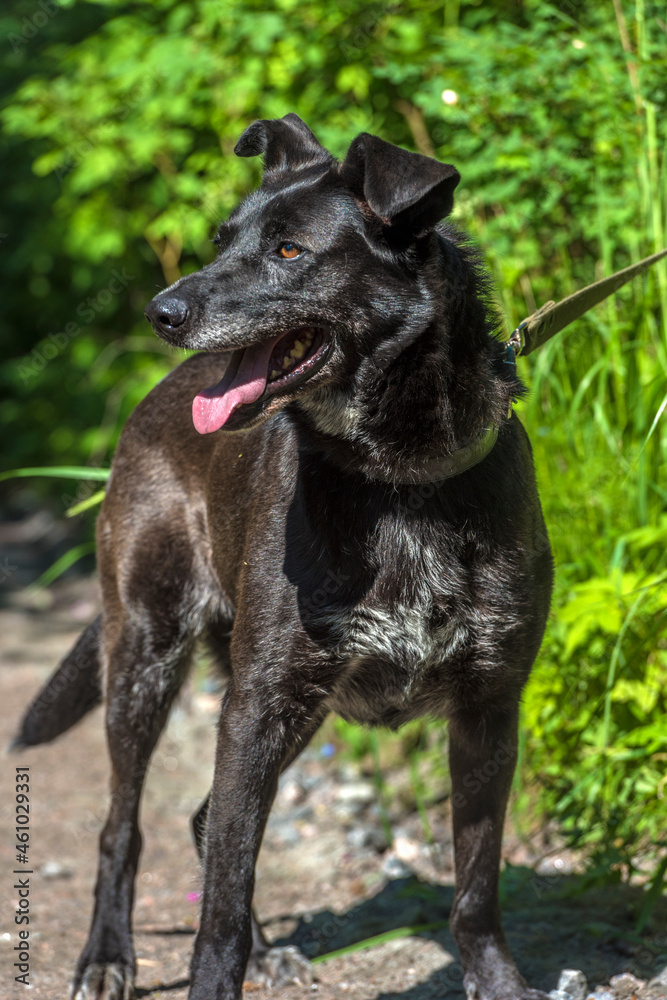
145 113 460 434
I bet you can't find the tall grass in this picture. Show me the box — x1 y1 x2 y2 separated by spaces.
515 5 667 905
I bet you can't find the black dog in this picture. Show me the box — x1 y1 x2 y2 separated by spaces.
15 114 554 1000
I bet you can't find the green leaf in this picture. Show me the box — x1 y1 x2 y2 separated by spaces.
0 467 111 482
65 489 107 517
311 922 448 964
30 543 96 590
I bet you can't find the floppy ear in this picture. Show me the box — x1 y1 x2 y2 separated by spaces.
234 113 334 172
340 132 460 231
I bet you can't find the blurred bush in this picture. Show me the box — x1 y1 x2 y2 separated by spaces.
0 0 665 904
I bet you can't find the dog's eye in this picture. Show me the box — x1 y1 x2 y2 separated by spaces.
277 242 303 259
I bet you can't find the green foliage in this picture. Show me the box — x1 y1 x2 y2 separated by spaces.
1 0 666 897
524 544 667 867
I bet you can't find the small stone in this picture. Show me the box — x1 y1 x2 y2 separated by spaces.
269 820 301 845
557 969 587 1000
245 945 313 987
548 991 573 1000
393 835 420 863
382 853 412 878
300 774 324 793
278 777 304 807
586 992 614 1000
334 805 361 822
649 965 667 987
335 781 375 805
609 972 645 991
338 763 360 782
346 824 389 852
287 804 315 823
41 860 74 879
268 803 313 826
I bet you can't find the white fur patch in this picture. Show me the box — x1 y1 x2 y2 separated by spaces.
299 389 363 439
342 603 467 671
322 598 470 723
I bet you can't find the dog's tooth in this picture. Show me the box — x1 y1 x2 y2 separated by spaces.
281 356 291 369
290 340 306 359
270 368 280 379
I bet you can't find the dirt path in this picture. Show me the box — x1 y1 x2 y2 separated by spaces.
1 578 666 1000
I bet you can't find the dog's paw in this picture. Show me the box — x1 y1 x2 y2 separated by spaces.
70 961 135 1000
244 945 314 988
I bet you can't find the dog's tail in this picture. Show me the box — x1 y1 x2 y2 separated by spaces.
10 615 103 751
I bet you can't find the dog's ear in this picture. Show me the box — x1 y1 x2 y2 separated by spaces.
340 133 460 232
234 113 333 172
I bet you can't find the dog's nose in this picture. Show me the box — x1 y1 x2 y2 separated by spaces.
145 296 189 331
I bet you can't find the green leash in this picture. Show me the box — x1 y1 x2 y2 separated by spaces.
508 246 667 358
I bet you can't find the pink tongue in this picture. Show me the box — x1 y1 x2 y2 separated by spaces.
192 335 283 434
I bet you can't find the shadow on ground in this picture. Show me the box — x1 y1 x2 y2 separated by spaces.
274 870 665 996
131 869 667 998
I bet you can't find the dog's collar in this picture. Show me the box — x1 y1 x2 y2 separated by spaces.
369 423 499 486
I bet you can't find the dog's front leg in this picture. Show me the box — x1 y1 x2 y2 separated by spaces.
448 709 550 1000
188 681 325 1000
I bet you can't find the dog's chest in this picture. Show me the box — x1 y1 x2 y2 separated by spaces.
324 595 469 726
316 536 473 724
339 599 467 668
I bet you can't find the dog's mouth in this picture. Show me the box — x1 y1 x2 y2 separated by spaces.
192 327 331 434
